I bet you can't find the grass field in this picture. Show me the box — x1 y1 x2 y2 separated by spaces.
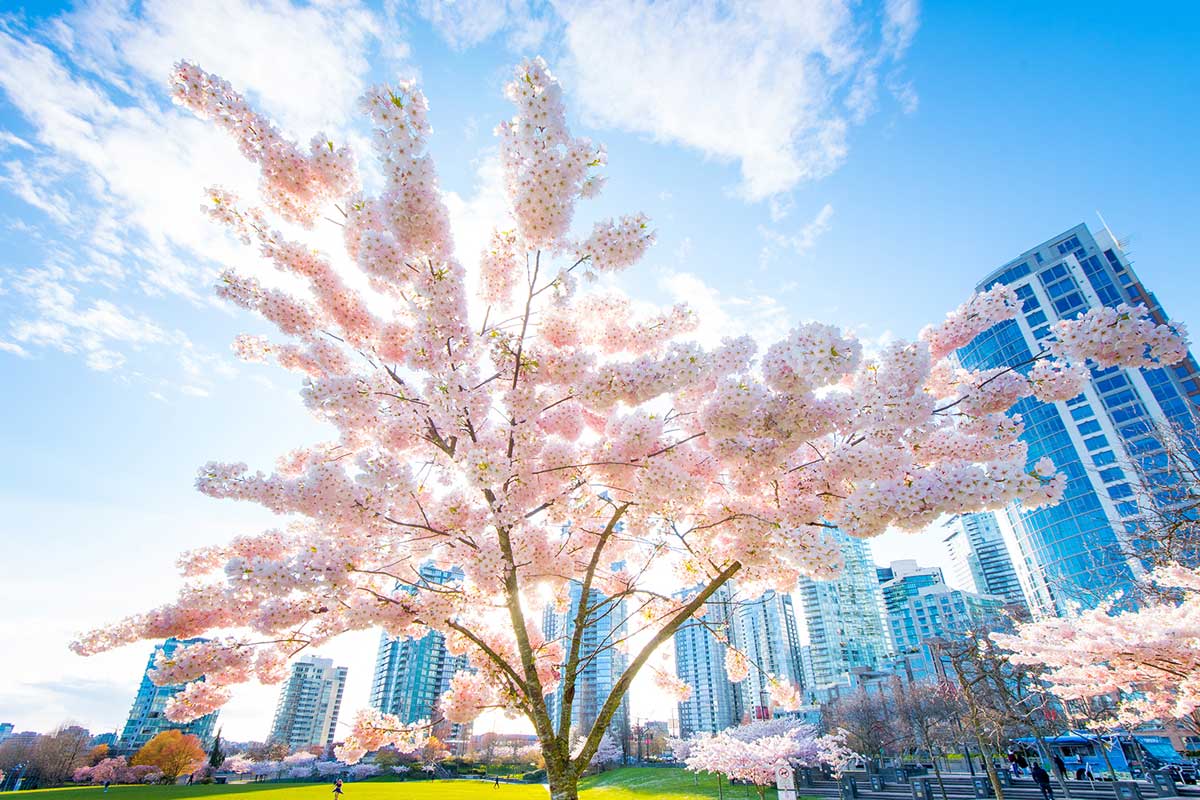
581 767 781 800
5 780 545 800
9 767 809 800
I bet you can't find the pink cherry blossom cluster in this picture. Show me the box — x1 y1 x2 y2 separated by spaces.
724 646 751 683
768 678 803 711
439 670 498 724
163 680 232 722
993 564 1200 727
171 62 356 226
497 58 604 250
335 708 426 765
74 758 162 785
575 215 655 274
222 755 254 774
684 719 856 789
921 283 1020 360
1052 303 1189 368
653 668 694 702
1027 359 1090 402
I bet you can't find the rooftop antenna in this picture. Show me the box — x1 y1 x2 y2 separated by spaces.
1096 210 1118 246
1097 210 1133 256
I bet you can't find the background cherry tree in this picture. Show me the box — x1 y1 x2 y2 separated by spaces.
682 718 856 800
71 55 1187 800
993 564 1200 734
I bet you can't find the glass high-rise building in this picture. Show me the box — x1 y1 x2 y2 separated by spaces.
733 589 805 719
119 637 219 754
958 223 1200 615
876 560 944 654
673 584 742 736
268 655 347 750
672 584 804 736
543 578 630 745
942 512 1029 612
796 528 889 689
370 565 471 752
886 583 1006 654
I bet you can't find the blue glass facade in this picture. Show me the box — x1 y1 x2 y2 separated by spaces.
119 637 219 754
876 560 944 653
942 513 1029 612
796 529 889 689
370 565 471 750
960 223 1200 615
673 584 742 736
542 578 630 743
673 583 805 735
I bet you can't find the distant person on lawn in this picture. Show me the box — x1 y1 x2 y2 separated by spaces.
333 779 344 798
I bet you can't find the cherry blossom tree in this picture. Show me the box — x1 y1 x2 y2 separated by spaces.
586 733 622 769
684 720 854 800
71 55 1188 800
74 756 164 785
993 565 1200 734
221 754 254 775
349 764 381 780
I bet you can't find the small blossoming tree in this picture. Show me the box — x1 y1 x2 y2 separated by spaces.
684 719 855 800
71 55 1187 800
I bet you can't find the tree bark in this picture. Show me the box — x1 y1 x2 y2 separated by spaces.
547 776 579 800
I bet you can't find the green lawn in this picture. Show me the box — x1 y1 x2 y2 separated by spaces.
7 780 545 800
8 768 811 800
581 767 782 800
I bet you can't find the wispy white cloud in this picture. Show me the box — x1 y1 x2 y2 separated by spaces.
0 339 30 357
758 202 835 266
883 0 920 58
553 0 917 201
0 0 393 379
415 0 551 51
657 269 793 350
0 130 35 151
0 159 71 223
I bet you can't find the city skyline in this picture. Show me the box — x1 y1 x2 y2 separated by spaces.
1 0 1197 742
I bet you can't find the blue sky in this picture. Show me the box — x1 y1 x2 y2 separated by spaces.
0 0 1197 741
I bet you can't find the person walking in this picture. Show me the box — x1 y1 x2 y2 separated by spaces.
1031 763 1054 800
494 776 500 789
103 780 110 793
333 779 344 799
1008 751 1020 777
1052 754 1067 781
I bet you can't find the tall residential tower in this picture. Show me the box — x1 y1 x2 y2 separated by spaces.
796 529 889 689
119 638 219 754
673 584 805 736
370 565 471 752
942 512 1029 612
543 578 630 746
957 223 1200 615
268 656 347 750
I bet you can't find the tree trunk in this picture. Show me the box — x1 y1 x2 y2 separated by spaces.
547 766 579 800
931 745 949 800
